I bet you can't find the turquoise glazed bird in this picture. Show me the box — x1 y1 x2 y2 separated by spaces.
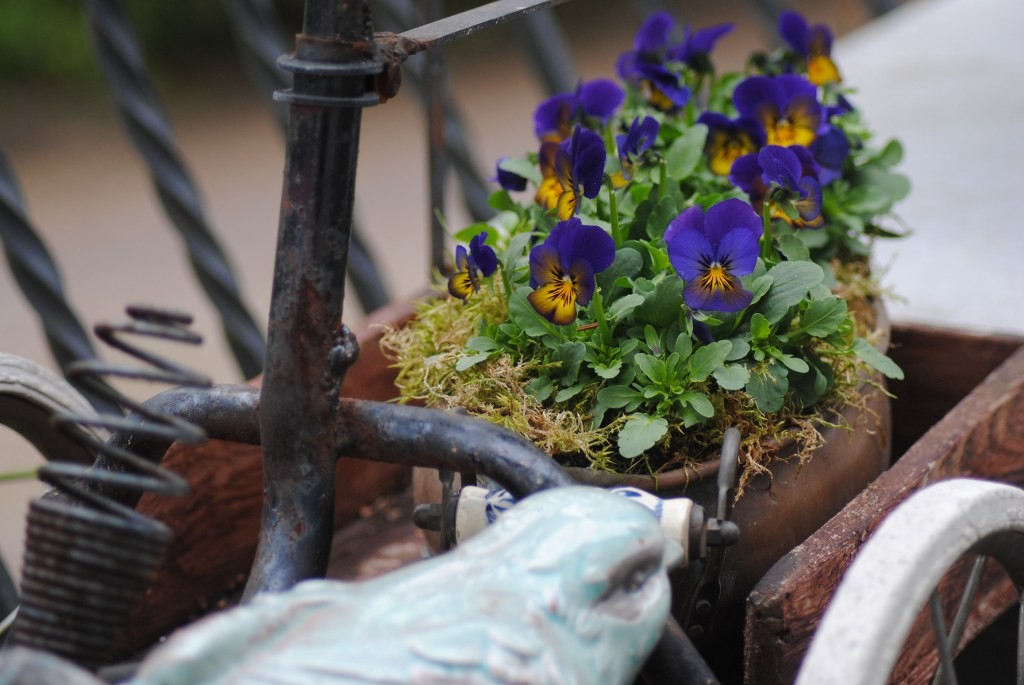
139 486 678 685
0 486 678 684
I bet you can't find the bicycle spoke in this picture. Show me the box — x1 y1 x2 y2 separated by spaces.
1017 590 1024 685
930 590 959 685
932 555 987 685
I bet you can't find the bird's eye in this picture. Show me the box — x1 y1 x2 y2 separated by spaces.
622 568 650 594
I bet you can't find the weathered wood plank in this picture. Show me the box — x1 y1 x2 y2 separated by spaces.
113 300 418 656
745 331 1024 685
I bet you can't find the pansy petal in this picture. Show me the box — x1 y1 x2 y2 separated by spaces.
666 227 711 282
728 152 762 193
784 94 823 146
533 94 574 141
778 11 809 55
556 191 578 220
717 226 761 276
553 219 616 274
470 233 498 277
758 145 802 189
447 270 475 301
494 157 528 192
568 258 597 306
578 79 625 120
635 12 675 55
453 245 469 272
528 281 579 325
733 76 781 120
807 54 841 86
704 197 764 244
795 177 824 224
684 272 753 312
528 244 564 289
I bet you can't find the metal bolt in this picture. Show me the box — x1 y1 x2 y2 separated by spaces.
695 599 712 616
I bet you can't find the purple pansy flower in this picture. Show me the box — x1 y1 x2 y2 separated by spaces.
448 232 498 301
732 145 823 228
665 199 763 312
697 111 765 176
533 79 624 143
535 126 607 220
494 156 528 192
733 74 822 148
615 115 659 182
810 126 850 185
778 11 841 85
528 218 616 325
616 12 691 111
670 22 734 72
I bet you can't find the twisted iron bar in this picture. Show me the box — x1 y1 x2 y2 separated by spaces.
0 151 120 415
82 0 266 380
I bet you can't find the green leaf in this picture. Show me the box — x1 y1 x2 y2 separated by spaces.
617 414 669 459
508 287 554 338
664 124 708 181
465 336 500 353
635 275 684 327
607 293 646 321
750 313 771 340
596 248 644 296
858 168 911 205
853 338 905 379
555 383 586 403
875 138 904 167
774 353 810 373
597 384 644 409
497 156 541 185
487 190 515 212
455 352 490 371
759 261 825 323
679 390 715 417
635 353 666 383
777 234 810 262
688 340 733 382
645 194 688 241
745 361 789 413
713 363 750 390
790 354 833 409
454 222 494 243
797 297 848 338
526 376 555 402
725 337 750 361
554 341 586 385
644 325 662 354
592 359 623 379
673 332 693 360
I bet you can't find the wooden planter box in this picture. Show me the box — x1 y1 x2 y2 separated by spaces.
117 308 1024 679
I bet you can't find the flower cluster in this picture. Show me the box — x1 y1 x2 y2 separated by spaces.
396 11 908 469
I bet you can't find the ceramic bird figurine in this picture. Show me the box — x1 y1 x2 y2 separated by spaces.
128 485 678 685
0 486 678 684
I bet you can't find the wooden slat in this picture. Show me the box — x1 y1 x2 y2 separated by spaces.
745 328 1024 684
112 300 418 656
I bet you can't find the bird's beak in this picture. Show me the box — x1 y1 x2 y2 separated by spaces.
663 539 685 570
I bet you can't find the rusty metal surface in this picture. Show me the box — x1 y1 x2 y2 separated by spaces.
335 399 574 499
245 0 379 599
398 0 572 51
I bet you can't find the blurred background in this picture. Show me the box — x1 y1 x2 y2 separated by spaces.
1 0 1020 580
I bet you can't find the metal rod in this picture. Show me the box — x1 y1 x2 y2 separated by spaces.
399 0 572 51
930 590 960 685
245 0 379 599
932 555 987 685
425 0 449 274
334 399 575 499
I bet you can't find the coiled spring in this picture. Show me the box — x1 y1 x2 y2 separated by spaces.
9 306 211 670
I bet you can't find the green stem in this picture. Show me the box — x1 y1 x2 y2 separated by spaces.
590 287 613 347
760 199 776 262
0 469 37 483
608 183 622 246
658 160 667 201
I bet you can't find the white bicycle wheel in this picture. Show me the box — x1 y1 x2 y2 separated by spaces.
796 478 1024 685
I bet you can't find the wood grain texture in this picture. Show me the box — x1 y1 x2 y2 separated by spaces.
744 325 1024 685
113 300 418 657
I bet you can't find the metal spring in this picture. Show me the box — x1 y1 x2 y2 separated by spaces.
8 306 211 670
